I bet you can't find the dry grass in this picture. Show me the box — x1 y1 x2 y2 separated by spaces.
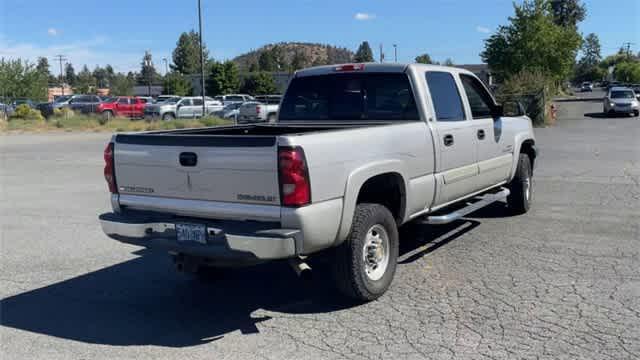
0 114 232 134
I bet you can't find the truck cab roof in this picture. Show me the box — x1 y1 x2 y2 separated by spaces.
295 63 477 78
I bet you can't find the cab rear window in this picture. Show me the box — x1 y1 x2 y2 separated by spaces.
279 73 419 121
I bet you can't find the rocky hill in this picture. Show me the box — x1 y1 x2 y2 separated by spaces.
233 42 354 71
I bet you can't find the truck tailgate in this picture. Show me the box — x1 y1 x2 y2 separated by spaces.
113 134 280 206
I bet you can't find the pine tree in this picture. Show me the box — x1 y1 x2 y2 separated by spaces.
354 41 374 63
171 30 209 75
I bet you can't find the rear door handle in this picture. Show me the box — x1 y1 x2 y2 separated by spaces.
443 134 454 146
477 129 486 140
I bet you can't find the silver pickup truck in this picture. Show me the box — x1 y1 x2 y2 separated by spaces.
100 63 537 301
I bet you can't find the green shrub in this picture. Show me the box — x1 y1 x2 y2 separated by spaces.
53 107 75 118
496 70 555 126
12 104 44 120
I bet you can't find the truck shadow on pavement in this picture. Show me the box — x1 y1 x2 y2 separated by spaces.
1 207 504 347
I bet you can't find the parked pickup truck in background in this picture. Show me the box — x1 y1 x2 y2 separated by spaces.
100 63 537 301
97 96 147 120
144 96 223 121
237 95 281 124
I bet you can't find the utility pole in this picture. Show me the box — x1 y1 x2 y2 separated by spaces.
393 44 397 62
53 54 67 96
197 0 206 116
144 53 152 97
622 42 634 57
379 43 384 63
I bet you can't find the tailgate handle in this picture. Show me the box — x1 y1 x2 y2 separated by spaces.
179 152 198 167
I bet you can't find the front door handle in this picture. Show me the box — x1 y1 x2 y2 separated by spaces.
179 152 198 167
477 129 486 140
443 134 454 146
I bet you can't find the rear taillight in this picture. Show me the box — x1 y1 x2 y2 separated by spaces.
103 142 117 193
256 105 262 114
278 147 310 207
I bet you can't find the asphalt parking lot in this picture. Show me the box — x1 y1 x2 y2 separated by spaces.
1 95 639 360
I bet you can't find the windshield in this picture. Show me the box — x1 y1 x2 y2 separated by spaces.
279 73 419 121
611 90 635 99
54 95 72 103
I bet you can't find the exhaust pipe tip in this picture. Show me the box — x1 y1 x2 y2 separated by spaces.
289 258 313 281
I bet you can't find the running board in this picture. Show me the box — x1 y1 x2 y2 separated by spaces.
420 187 510 225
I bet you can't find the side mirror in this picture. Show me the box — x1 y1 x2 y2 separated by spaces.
491 103 504 118
177 104 182 109
502 100 525 117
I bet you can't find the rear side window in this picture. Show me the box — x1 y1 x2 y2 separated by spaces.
279 73 419 121
193 98 204 106
425 72 465 122
118 98 129 104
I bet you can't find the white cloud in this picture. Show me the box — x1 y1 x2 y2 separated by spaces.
0 35 142 73
47 28 59 36
476 26 490 34
354 13 376 21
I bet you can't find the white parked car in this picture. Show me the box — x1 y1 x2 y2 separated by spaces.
214 94 254 105
604 87 639 117
144 96 223 121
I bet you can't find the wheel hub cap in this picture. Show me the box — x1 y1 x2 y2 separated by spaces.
362 224 390 281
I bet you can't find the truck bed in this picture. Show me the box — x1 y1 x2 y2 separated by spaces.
130 123 379 137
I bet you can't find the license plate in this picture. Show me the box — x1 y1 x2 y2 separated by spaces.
176 223 207 244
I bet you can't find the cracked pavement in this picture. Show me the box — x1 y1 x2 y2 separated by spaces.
1 93 639 359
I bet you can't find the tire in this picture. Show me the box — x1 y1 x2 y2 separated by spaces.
162 113 175 121
267 114 277 123
507 154 533 214
331 203 399 302
102 110 113 121
633 110 639 117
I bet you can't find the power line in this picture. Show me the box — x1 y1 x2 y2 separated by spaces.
52 55 67 96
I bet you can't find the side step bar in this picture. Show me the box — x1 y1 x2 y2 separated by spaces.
420 187 510 225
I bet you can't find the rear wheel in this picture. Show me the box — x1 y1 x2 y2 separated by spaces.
331 203 399 302
267 113 277 123
507 154 532 214
633 110 639 117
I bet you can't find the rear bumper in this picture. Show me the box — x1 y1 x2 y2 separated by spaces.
99 212 300 264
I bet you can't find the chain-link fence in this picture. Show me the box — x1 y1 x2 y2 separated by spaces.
497 90 547 126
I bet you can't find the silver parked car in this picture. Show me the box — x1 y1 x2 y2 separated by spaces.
604 87 639 116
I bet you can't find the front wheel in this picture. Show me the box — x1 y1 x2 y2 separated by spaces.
331 203 399 302
102 110 113 121
507 153 532 214
162 113 175 121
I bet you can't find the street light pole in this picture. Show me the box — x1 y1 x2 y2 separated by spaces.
393 44 397 62
197 0 206 117
162 58 168 75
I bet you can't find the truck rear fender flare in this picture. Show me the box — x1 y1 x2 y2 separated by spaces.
509 136 536 181
334 160 409 245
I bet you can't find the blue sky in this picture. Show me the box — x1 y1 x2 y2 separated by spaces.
1 0 638 73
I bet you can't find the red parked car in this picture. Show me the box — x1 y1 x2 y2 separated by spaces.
97 96 148 120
